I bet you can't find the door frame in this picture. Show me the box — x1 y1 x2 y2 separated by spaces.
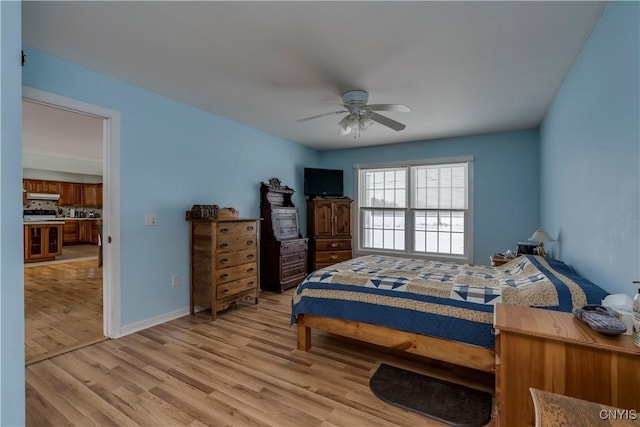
22 86 121 338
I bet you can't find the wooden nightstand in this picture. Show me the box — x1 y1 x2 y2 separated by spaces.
494 303 640 427
490 255 512 266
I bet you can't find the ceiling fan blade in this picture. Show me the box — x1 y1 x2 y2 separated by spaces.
297 110 347 122
367 104 411 113
370 112 406 131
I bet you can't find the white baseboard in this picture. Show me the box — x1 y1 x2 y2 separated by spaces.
116 306 191 338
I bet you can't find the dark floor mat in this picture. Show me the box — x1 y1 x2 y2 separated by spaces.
369 363 492 427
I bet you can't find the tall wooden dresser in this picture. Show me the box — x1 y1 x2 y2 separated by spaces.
188 217 261 320
307 198 352 271
260 178 308 292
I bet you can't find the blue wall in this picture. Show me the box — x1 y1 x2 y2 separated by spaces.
0 1 26 425
540 2 639 296
22 47 319 326
319 129 540 265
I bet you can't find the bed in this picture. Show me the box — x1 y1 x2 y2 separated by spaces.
292 254 609 372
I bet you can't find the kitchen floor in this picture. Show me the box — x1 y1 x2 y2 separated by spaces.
24 256 104 365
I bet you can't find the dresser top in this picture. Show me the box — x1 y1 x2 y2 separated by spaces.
494 303 640 356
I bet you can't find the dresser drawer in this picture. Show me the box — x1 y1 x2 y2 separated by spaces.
216 276 258 299
215 262 257 284
314 239 352 251
282 252 306 266
315 251 352 264
281 261 307 282
215 248 257 269
216 235 257 253
216 221 258 238
280 239 308 254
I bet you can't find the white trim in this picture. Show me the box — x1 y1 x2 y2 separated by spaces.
118 307 191 338
22 86 122 338
353 156 474 264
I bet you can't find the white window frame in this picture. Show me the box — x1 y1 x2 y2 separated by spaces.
354 156 474 264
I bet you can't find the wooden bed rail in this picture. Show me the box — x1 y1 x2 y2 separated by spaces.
296 314 496 373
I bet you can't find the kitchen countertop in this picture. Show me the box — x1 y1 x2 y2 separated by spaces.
23 221 65 225
61 217 101 220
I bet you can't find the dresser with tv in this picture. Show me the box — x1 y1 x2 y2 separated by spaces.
303 168 352 271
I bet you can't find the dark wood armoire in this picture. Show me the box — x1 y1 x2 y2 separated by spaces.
259 178 308 292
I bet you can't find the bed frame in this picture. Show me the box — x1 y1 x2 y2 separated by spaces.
296 314 496 373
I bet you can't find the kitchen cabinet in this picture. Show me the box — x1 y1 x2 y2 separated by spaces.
59 182 84 206
24 223 63 262
63 220 79 244
23 179 60 194
83 184 102 207
63 219 99 245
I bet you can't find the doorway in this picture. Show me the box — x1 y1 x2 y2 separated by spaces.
22 87 121 364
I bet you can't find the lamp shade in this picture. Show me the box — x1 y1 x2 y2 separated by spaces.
528 228 554 243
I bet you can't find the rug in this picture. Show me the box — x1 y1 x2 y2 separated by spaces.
369 363 492 427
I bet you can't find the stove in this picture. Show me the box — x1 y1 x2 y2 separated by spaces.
23 209 64 222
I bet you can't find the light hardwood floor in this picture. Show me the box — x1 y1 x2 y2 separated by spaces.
26 290 495 426
25 259 104 365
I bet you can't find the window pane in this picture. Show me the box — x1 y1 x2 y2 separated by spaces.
384 189 395 207
452 166 465 187
396 170 406 188
373 190 384 207
415 231 426 252
426 232 438 252
395 231 405 250
383 230 394 249
438 232 451 253
427 188 438 208
415 211 426 231
440 167 452 188
439 188 451 209
439 211 451 232
396 191 406 208
373 229 383 247
427 168 438 187
416 188 426 208
394 214 404 230
451 233 464 254
451 212 464 232
426 211 438 231
451 188 465 209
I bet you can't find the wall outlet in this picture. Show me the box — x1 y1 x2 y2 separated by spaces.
144 214 157 226
172 274 180 287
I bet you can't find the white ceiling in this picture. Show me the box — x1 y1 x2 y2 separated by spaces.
22 1 607 151
22 100 103 162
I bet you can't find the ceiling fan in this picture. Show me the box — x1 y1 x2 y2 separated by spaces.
297 90 410 138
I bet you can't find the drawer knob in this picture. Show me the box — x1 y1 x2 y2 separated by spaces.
330 255 338 260
246 254 254 259
246 240 254 245
330 242 339 248
220 273 229 279
248 281 254 286
221 288 229 294
219 243 228 249
220 228 229 233
246 226 254 231
247 267 254 273
220 258 229 264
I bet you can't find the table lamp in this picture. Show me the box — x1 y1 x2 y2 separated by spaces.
528 228 554 257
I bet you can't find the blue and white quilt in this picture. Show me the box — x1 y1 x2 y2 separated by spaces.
291 255 609 349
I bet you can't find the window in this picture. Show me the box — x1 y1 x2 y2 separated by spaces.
357 158 473 262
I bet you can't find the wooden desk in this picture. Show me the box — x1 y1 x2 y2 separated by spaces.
530 388 640 427
494 303 640 427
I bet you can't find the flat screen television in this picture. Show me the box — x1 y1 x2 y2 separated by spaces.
304 167 344 198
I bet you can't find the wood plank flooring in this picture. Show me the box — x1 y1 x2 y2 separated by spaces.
25 259 104 365
26 291 495 426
